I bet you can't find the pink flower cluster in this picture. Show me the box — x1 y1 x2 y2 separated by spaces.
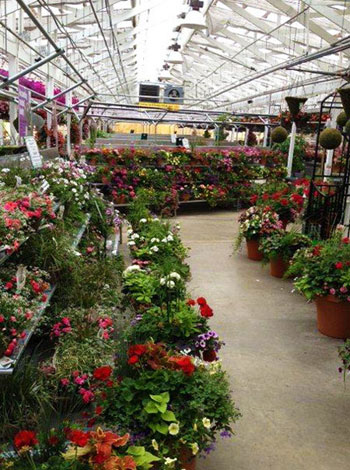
60 370 95 403
98 317 114 340
51 317 72 339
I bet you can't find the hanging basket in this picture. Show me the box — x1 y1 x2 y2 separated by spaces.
336 111 348 127
271 126 288 144
319 128 342 150
285 96 308 119
338 88 350 119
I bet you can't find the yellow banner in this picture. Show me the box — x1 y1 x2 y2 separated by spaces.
138 102 180 111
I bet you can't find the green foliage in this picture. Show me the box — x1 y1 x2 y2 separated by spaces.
260 231 312 263
336 111 348 127
271 126 288 144
273 135 306 173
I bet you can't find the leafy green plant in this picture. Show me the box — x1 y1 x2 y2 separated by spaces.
260 231 312 263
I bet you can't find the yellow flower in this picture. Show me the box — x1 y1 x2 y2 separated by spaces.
152 439 159 451
191 443 199 455
164 457 177 467
202 418 211 429
61 444 91 460
168 422 179 435
193 423 197 431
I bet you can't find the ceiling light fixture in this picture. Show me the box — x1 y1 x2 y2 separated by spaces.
179 0 206 31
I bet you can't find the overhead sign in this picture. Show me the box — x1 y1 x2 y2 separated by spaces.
138 102 180 111
25 136 43 169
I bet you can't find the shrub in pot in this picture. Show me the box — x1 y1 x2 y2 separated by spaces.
287 231 350 338
260 231 312 278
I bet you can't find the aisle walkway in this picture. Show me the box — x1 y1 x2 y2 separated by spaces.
178 211 350 470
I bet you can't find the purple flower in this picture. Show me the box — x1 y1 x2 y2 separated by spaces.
220 430 232 439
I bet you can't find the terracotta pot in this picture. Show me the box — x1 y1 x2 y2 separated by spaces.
246 238 263 261
181 193 191 201
270 256 289 278
315 295 350 339
180 446 196 470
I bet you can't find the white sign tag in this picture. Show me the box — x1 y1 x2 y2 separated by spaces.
25 136 43 169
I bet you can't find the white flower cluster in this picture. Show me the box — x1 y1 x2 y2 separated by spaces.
123 264 142 277
161 233 174 243
160 272 181 289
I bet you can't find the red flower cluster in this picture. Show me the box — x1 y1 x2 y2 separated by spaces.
67 429 90 447
170 355 195 376
335 262 343 270
127 344 147 365
93 366 113 381
187 297 213 318
14 430 38 450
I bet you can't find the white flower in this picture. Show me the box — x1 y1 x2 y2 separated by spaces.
127 241 135 246
131 233 140 240
160 277 166 285
153 217 159 222
150 237 160 243
168 423 179 435
167 235 174 242
161 238 168 243
190 443 199 455
151 246 159 252
127 228 134 235
139 218 147 224
166 280 175 289
164 457 177 467
72 188 77 193
170 272 181 280
1 168 10 173
152 439 159 451
123 265 141 276
202 418 211 429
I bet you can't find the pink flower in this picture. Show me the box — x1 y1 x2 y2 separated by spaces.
329 288 336 295
61 317 71 326
74 376 85 385
61 378 69 386
340 286 348 294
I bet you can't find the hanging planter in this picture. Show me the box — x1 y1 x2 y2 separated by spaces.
271 126 288 143
319 128 342 149
336 111 348 127
345 120 350 135
338 88 350 119
285 96 308 119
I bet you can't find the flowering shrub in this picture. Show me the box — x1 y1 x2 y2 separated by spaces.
235 206 283 249
260 231 312 263
287 231 350 300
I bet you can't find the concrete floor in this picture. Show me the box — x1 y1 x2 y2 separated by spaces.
177 210 350 470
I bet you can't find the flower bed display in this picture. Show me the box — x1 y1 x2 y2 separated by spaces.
81 147 287 212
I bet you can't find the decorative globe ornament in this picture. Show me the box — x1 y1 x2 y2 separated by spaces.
285 96 308 119
319 128 342 150
336 111 348 127
338 88 350 119
271 126 288 143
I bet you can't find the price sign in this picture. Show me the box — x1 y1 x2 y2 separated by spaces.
25 136 43 169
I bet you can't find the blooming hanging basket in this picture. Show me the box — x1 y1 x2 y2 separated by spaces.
285 96 308 119
338 88 350 119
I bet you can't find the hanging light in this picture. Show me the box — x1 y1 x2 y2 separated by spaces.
166 43 183 64
179 1 206 31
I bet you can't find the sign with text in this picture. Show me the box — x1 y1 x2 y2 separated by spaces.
25 136 43 169
18 85 31 137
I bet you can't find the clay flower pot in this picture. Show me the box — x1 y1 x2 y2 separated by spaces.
180 446 196 470
270 256 289 278
246 238 263 261
315 295 350 339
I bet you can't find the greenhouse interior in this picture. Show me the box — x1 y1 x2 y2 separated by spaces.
2 0 350 469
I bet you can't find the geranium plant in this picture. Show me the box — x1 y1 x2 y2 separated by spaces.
260 231 312 263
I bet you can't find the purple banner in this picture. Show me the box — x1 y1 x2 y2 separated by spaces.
18 85 31 137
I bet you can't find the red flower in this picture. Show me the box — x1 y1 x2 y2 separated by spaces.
291 193 304 206
14 430 38 450
196 297 207 306
262 193 269 201
48 435 59 446
186 299 196 306
280 198 289 206
250 194 258 204
128 355 139 365
171 356 195 376
95 406 103 415
312 245 322 256
335 262 343 269
200 304 213 318
128 344 147 357
343 237 350 244
93 366 113 381
5 281 13 290
67 429 90 447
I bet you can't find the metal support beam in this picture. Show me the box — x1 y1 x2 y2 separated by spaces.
32 81 84 111
0 50 64 90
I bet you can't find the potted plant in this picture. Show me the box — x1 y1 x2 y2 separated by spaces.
287 231 350 338
235 206 283 261
260 231 312 278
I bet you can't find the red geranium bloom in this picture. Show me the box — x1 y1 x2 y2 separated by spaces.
14 430 38 450
280 198 289 206
128 344 147 357
171 356 195 376
93 366 113 381
343 237 350 244
291 193 304 206
200 304 213 318
48 435 59 446
186 299 196 306
262 194 269 201
335 262 343 269
250 195 258 204
196 297 207 306
67 429 90 447
128 355 139 365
